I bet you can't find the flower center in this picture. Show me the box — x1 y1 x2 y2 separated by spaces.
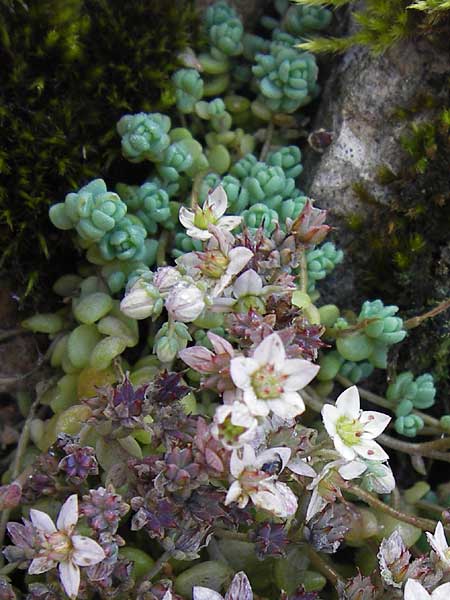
45 531 73 562
336 416 363 446
200 250 229 278
219 417 246 444
235 295 266 314
251 364 284 400
193 206 217 230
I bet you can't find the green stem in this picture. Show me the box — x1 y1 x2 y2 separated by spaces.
404 297 450 330
259 119 275 161
299 245 308 294
141 550 172 582
305 546 344 587
156 230 171 267
347 483 444 534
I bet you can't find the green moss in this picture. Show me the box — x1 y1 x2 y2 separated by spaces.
0 0 201 301
293 0 450 54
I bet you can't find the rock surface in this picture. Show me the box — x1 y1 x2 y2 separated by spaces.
196 0 270 25
303 37 449 216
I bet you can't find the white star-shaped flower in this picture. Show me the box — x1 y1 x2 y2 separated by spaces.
225 445 297 519
321 386 390 461
28 495 105 599
179 186 241 241
230 332 319 420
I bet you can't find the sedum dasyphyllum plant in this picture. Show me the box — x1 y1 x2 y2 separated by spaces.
3 1 450 599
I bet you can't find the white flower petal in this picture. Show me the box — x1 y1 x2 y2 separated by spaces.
335 386 361 419
288 458 316 478
186 227 212 241
283 359 320 391
225 480 244 506
59 560 81 600
242 390 270 416
354 439 389 461
306 489 327 522
321 404 339 437
253 333 285 369
233 269 262 298
208 186 227 219
28 556 57 575
360 410 391 438
338 459 367 480
426 521 450 565
230 356 257 389
268 393 305 419
432 583 450 599
404 579 431 600
207 331 234 357
179 206 195 230
227 247 253 275
333 435 357 460
29 509 57 534
193 587 224 600
72 535 106 566
56 494 78 532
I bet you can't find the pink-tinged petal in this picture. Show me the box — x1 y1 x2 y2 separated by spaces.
56 494 78 532
288 458 316 478
225 572 253 600
225 480 245 506
207 331 234 357
162 591 174 600
338 460 367 480
354 439 388 461
403 579 431 600
360 411 391 438
233 269 262 298
59 560 80 600
283 359 320 391
242 389 270 416
256 447 291 472
432 583 450 599
178 346 215 372
230 356 258 389
72 536 105 566
208 223 233 254
426 522 449 564
28 556 57 575
29 509 57 534
217 215 242 232
335 386 361 419
179 206 195 230
193 587 224 600
208 186 227 219
333 435 357 461
253 333 285 369
321 404 339 437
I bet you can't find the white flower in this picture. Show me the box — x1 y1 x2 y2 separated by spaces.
212 269 277 313
165 282 205 323
211 402 258 450
321 386 390 461
179 186 241 241
404 579 450 599
305 460 344 522
225 445 297 518
176 225 253 296
426 522 450 568
230 333 319 420
28 495 105 599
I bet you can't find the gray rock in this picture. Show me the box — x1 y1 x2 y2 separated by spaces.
303 38 449 216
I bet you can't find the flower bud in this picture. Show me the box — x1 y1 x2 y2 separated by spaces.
120 282 162 320
153 266 182 293
166 284 205 323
